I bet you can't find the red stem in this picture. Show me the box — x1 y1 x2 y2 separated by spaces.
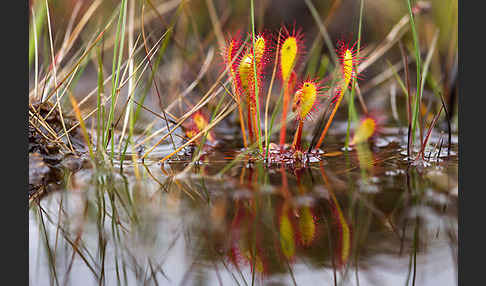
279 81 290 147
292 120 304 151
247 100 254 143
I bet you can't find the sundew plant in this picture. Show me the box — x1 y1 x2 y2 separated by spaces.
28 1 457 285
28 0 454 168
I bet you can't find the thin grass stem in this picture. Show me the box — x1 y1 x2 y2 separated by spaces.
250 0 263 153
406 0 423 144
345 0 365 149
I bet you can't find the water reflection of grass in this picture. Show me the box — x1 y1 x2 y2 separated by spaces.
29 0 457 284
30 143 457 285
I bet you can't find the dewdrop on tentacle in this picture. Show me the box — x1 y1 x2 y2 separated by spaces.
237 34 269 95
254 34 267 67
247 34 269 97
334 40 362 101
342 49 354 87
314 39 363 150
238 54 253 94
292 81 319 120
222 34 243 84
237 34 270 144
221 33 251 148
237 53 255 141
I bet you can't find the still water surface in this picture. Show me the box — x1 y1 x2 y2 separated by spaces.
29 135 458 286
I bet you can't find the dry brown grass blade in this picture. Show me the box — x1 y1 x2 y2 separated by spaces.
54 32 168 142
45 0 75 153
304 0 338 65
117 0 137 152
68 71 112 113
55 58 143 143
68 31 162 116
360 58 411 94
165 48 215 113
324 0 342 26
69 94 93 157
354 84 368 115
205 0 225 49
43 63 82 121
29 109 66 145
30 0 100 103
57 0 103 69
140 30 246 154
31 8 40 102
103 0 182 51
175 86 239 176
57 62 140 144
29 111 70 152
146 0 207 69
140 57 234 159
314 90 345 150
133 124 170 150
139 82 226 159
158 103 237 164
356 5 429 74
29 117 56 143
39 17 114 109
264 28 282 150
174 179 199 201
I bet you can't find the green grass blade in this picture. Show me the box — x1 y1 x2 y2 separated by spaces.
304 0 338 65
250 0 263 154
344 0 364 149
29 0 46 68
105 0 128 160
406 0 422 144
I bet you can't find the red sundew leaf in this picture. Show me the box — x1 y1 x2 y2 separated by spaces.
246 31 274 73
221 31 244 79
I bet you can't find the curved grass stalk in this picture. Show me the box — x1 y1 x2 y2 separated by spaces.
250 0 263 153
105 0 128 160
406 0 422 144
304 0 338 65
314 87 347 150
345 0 365 149
45 0 75 153
158 103 237 164
264 29 282 158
